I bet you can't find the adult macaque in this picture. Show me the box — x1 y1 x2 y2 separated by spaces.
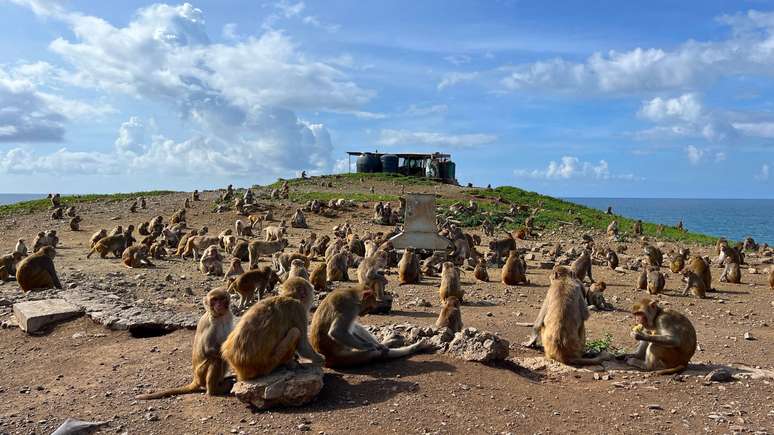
501 250 529 285
310 286 430 368
136 289 234 399
473 257 489 282
16 246 62 291
719 257 741 284
571 249 594 284
436 296 463 332
585 282 613 311
15 238 28 257
224 258 244 282
397 247 421 285
122 244 154 268
309 262 327 292
646 268 665 295
199 245 224 276
624 298 696 375
358 250 389 300
87 234 127 259
438 261 463 304
228 266 280 309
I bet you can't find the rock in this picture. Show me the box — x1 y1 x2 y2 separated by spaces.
614 267 627 273
446 328 510 363
748 268 758 275
539 261 555 270
744 332 755 340
524 253 536 261
232 364 323 410
705 368 734 383
13 299 83 334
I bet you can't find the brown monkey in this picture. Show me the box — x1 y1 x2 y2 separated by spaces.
0 252 23 281
140 197 146 209
326 251 350 282
180 235 220 260
606 220 619 237
633 219 643 235
51 207 63 220
171 208 186 225
473 257 489 282
247 239 288 268
571 249 594 283
122 244 154 268
438 261 463 304
309 262 327 292
224 258 244 282
310 286 430 368
231 239 250 262
605 248 619 270
624 298 696 375
286 258 309 280
222 284 324 381
67 206 77 217
228 266 280 309
488 235 517 265
49 193 61 209
14 238 28 257
646 268 665 295
16 246 62 291
138 221 151 236
273 252 310 275
523 266 611 366
397 247 420 285
192 190 200 201
643 245 664 267
685 255 712 291
637 259 649 290
669 251 686 273
108 225 123 237
585 281 613 311
768 267 774 290
174 229 198 256
719 257 741 284
357 251 389 300
436 296 463 332
264 225 286 241
502 250 529 285
87 234 127 259
89 229 107 248
136 288 234 399
199 245 224 276
682 262 708 298
69 215 82 231
148 241 167 259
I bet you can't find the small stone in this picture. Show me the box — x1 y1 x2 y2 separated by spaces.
647 404 663 410
744 332 755 340
704 368 734 383
145 412 159 422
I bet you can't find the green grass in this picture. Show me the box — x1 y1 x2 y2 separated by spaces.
289 191 398 203
0 191 175 218
585 333 618 355
266 172 437 188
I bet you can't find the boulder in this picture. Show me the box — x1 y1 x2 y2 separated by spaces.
447 328 510 363
13 299 83 333
232 364 324 410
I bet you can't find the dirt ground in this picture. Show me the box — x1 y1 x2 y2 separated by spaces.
1 177 773 435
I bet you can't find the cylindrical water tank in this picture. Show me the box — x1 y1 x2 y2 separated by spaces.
356 153 382 173
440 161 456 181
380 154 399 173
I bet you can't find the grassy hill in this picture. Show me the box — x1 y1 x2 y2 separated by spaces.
0 191 174 218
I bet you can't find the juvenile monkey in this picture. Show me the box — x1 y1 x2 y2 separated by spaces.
45 230 59 248
357 250 389 300
174 229 198 256
681 258 708 298
646 268 666 295
397 247 421 285
719 257 741 284
436 296 463 332
89 229 107 248
473 257 489 282
180 236 220 260
438 261 463 304
287 258 309 280
224 258 244 282
137 288 234 399
228 266 280 309
273 252 310 275
502 250 529 285
624 298 696 375
122 244 154 268
488 235 517 265
171 208 186 225
235 219 253 237
637 260 649 290
524 266 611 366
87 234 127 259
199 245 224 276
148 241 167 259
14 239 28 257
0 252 23 279
326 251 350 282
69 215 82 231
309 262 327 292
605 248 619 270
247 239 288 268
222 282 324 381
138 221 151 236
129 201 138 213
310 286 430 368
16 246 62 291
643 245 664 268
685 255 712 291
264 225 286 242
669 251 687 273
585 281 613 311
571 249 594 284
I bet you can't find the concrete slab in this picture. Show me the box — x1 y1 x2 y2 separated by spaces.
13 299 83 333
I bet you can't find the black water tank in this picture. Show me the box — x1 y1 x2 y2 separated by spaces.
356 153 382 173
439 161 456 181
381 154 399 173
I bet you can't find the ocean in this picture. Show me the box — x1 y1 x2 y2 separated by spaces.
0 193 46 206
567 197 774 245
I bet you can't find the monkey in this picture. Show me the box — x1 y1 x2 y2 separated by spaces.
0 252 23 280
502 250 529 285
769 267 774 290
109 225 123 237
227 266 280 309
51 207 63 220
264 225 286 242
46 229 59 249
171 208 186 225
69 215 82 231
290 208 307 229
481 219 495 237
231 239 250 262
397 247 421 285
273 252 310 275
585 281 613 311
719 257 741 284
199 245 224 276
311 235 330 258
122 244 154 268
247 239 288 268
89 229 107 249
685 254 711 291
324 238 347 261
682 259 708 298
65 206 76 217
138 221 150 236
140 197 146 209
49 193 61 209
87 234 127 259
436 296 463 332
571 249 594 284
235 219 253 237
633 219 643 235
224 258 244 282
624 298 696 375
421 250 447 277
123 225 136 247
473 257 489 282
184 197 190 208
180 236 220 260
286 258 309 280
605 248 619 270
643 245 664 268
309 262 327 292
137 288 233 399
174 229 198 256
192 190 200 201
646 268 666 295
149 216 164 235
488 235 516 265
669 250 687 273
348 234 366 258
606 220 619 237
310 286 430 368
438 261 463 304
14 239 28 257
326 251 350 282
197 226 208 236
129 201 137 213
222 281 324 381
514 226 527 240
16 246 62 291
523 266 611 366
357 250 389 301
636 265 648 290
148 241 167 259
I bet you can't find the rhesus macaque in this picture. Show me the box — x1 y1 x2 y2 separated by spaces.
719 257 741 284
397 247 421 285
122 244 154 268
184 197 190 208
646 268 665 295
310 286 430 368
228 266 280 309
180 236 220 260
140 197 146 209
0 252 23 280
436 296 463 332
438 261 463 304
148 241 166 259
69 215 82 231
633 219 643 235
136 289 234 399
192 190 200 201
605 248 619 270
473 257 489 282
51 207 63 220
65 206 76 217
670 251 687 273
273 252 310 275
585 281 613 311
199 245 223 276
171 208 186 225
488 235 516 265
683 255 711 297
310 262 327 292
357 250 389 300
264 225 286 241
15 239 28 257
222 281 324 381
87 234 127 259
637 261 649 290
523 266 611 366
624 298 696 375
235 219 253 237
606 220 619 237
571 249 594 284
643 245 664 268
224 258 244 282
138 221 150 236
49 193 61 209
247 239 288 268
16 246 62 291
290 208 307 229
109 225 123 237
326 251 350 282
89 229 107 248
287 258 309 280
502 250 529 285
481 220 494 237
129 201 138 213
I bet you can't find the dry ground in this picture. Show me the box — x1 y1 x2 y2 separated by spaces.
1 178 773 434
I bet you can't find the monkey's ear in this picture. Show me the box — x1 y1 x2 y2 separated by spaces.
649 299 658 310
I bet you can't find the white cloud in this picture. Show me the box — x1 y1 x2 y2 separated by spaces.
438 72 478 90
514 156 637 181
755 163 769 181
731 122 774 138
379 129 496 149
714 152 726 162
302 16 340 33
686 145 704 165
635 93 737 142
222 23 239 40
405 104 448 116
444 54 472 66
638 94 702 123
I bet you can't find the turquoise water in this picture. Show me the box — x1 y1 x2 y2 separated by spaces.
567 197 774 245
0 193 46 205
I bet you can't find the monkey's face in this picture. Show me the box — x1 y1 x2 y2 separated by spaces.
359 291 378 315
207 293 230 316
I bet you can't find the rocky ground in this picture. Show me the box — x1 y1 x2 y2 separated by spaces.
1 176 773 434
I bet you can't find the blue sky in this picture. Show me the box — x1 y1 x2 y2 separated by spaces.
1 0 774 197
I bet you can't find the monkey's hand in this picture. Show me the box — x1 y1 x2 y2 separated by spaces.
630 331 646 341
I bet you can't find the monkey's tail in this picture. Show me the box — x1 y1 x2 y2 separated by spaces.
135 381 201 400
86 247 96 258
654 365 687 376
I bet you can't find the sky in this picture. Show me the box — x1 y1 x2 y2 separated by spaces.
1 0 774 197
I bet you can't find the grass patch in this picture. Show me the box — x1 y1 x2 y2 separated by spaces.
585 333 618 355
266 172 438 188
0 191 175 218
289 191 398 203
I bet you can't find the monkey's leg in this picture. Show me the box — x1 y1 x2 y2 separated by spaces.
205 359 231 396
522 301 548 348
352 324 386 350
296 336 325 365
265 328 302 371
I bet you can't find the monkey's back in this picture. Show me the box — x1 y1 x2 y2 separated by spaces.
310 288 360 357
541 281 585 363
16 253 57 291
650 310 696 368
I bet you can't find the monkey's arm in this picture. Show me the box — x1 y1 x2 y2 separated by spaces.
635 332 681 347
329 317 372 350
522 299 548 348
48 262 63 289
296 336 325 364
